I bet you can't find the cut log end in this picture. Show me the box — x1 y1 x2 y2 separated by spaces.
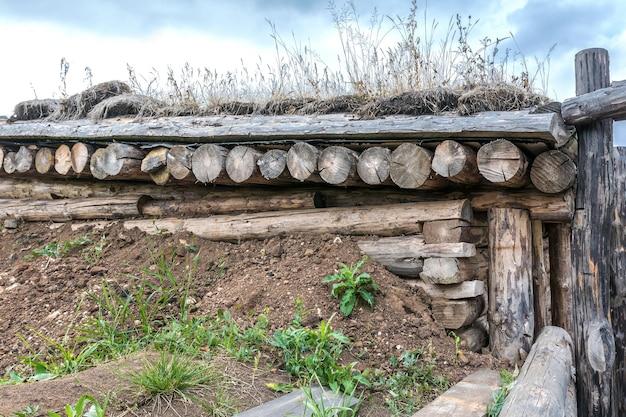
318 146 358 185
141 147 169 174
225 145 262 183
530 150 577 193
70 143 93 174
287 142 319 181
167 145 193 180
54 144 73 175
258 149 288 180
390 143 434 189
192 144 228 183
15 146 35 173
357 147 391 185
477 139 529 188
432 140 481 184
35 148 55 174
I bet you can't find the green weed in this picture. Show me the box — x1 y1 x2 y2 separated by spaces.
47 395 105 417
323 257 379 317
29 236 91 259
81 234 107 264
300 377 360 417
12 405 40 417
486 369 517 417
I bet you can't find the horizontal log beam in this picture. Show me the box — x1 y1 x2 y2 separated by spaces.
0 197 140 221
0 111 572 146
409 280 485 299
562 81 626 124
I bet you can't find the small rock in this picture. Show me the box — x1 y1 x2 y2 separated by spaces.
268 242 283 258
90 266 108 276
3 218 19 229
304 248 315 256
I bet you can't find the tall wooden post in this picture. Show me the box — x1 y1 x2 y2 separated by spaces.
547 223 574 334
611 147 626 417
488 207 534 365
571 48 615 417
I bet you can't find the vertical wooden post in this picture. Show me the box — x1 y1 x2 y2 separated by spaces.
547 223 574 334
531 220 550 335
488 207 534 365
571 48 615 417
611 147 626 417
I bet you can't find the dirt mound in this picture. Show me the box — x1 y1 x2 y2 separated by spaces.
357 89 460 118
49 81 131 120
88 94 163 120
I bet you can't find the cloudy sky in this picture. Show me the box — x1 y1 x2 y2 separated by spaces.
1 0 625 142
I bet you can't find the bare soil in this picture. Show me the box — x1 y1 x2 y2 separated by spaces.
0 222 498 415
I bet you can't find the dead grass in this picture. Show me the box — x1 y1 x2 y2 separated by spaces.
15 1 555 120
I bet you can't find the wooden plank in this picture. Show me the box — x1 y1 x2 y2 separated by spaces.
531 220 551 335
500 326 575 417
0 197 140 221
488 207 534 365
571 48 615 417
0 111 571 146
358 236 476 259
235 386 358 417
562 81 626 124
611 146 626 417
420 253 488 284
409 280 485 299
547 223 574 335
411 369 500 417
431 297 484 329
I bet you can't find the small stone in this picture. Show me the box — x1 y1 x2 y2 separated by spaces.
304 248 315 256
3 218 18 229
268 242 283 258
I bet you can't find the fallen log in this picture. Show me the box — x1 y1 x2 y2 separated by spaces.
140 191 317 217
530 150 576 193
166 145 193 180
489 207 534 365
35 147 55 174
317 146 358 185
287 142 319 181
409 280 485 300
356 147 391 185
54 144 73 175
70 143 93 174
431 297 483 329
124 200 471 241
477 139 529 188
0 197 140 221
15 146 35 173
257 149 288 180
432 140 481 184
499 326 575 417
420 252 489 284
225 145 263 183
192 144 228 183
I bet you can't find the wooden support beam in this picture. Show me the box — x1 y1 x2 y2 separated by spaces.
356 147 391 185
488 207 534 365
499 326 575 417
531 220 551 336
530 150 577 193
0 111 572 146
562 81 626 124
124 200 471 241
571 48 615 417
0 197 140 221
420 252 488 284
432 140 481 184
423 219 476 244
547 223 574 335
611 146 626 417
432 297 483 329
477 139 529 188
317 146 358 185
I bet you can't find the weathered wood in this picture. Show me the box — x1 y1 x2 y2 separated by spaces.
0 146 4 171
148 167 170 185
0 111 572 146
191 144 228 183
35 148 55 174
411 369 500 416
287 142 319 181
15 146 35 173
531 220 551 336
422 219 480 244
98 143 145 179
409 280 485 300
318 146 358 185
611 146 626 417
488 207 534 365
166 145 193 180
3 151 17 174
571 48 615 417
390 143 440 189
140 191 317 217
234 385 358 417
562 81 626 124
530 150 577 193
432 140 481 184
546 223 574 335
477 139 529 188
124 201 471 241
356 147 391 185
431 297 483 329
70 143 93 174
258 149 288 180
320 187 573 222
499 326 575 417
420 252 489 284
226 145 263 183
141 147 169 174
456 326 488 353
558 136 579 162
0 197 140 221
54 144 73 175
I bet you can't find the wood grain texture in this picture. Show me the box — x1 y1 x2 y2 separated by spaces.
571 48 615 417
531 220 551 336
420 252 488 284
15 146 35 173
488 207 534 365
192 144 228 183
499 326 575 417
54 144 73 175
357 147 391 185
35 148 54 174
0 111 572 146
562 81 626 124
317 146 358 185
432 140 481 184
166 145 193 180
477 139 529 187
287 142 319 181
225 145 263 183
0 197 140 221
547 223 574 335
390 143 435 189
70 143 93 174
431 297 483 329
409 280 485 299
258 149 288 180
530 150 577 193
